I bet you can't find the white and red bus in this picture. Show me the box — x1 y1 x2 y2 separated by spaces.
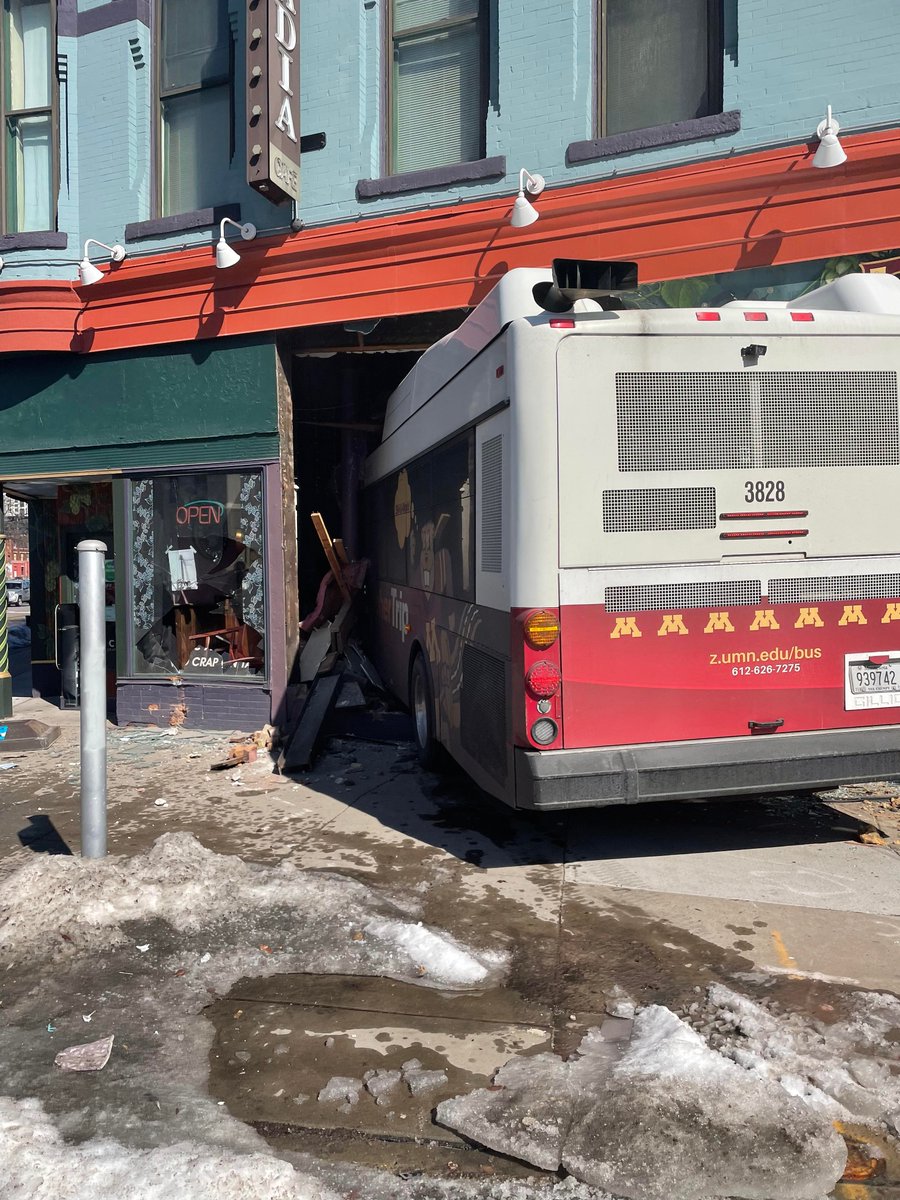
363 260 900 809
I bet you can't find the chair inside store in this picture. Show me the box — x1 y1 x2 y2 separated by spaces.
174 600 263 674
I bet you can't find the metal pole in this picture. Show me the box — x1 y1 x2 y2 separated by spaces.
0 535 11 721
77 539 107 858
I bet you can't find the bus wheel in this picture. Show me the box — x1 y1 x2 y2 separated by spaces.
411 653 441 770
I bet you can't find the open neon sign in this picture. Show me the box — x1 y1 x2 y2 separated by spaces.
176 500 225 526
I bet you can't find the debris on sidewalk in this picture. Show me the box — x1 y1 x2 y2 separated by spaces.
404 1066 449 1096
859 826 889 846
211 725 280 771
211 744 258 770
364 1068 402 1103
55 1034 114 1072
317 1075 363 1106
818 782 900 848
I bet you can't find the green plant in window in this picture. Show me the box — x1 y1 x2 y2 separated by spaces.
657 276 717 309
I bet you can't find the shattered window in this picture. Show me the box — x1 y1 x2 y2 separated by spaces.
129 471 266 679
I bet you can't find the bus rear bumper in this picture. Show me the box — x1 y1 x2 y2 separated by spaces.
513 726 900 810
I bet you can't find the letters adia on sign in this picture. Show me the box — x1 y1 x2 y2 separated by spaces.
246 0 301 205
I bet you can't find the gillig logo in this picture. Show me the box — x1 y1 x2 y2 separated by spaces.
176 500 225 526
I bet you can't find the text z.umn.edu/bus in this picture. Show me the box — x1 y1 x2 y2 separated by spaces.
709 647 823 667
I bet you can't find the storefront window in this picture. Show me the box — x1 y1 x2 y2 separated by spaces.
130 471 266 679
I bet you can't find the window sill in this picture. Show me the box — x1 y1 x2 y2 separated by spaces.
357 155 506 200
0 231 67 252
124 204 241 243
566 111 741 165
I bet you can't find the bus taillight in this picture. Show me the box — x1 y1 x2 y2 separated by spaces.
524 609 560 649
526 660 562 699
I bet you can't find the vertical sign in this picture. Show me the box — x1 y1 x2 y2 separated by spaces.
246 0 300 206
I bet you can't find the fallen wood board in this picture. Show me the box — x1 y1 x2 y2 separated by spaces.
299 624 333 683
311 512 352 603
280 673 343 772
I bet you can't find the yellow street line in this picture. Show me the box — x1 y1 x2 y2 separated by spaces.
770 929 802 979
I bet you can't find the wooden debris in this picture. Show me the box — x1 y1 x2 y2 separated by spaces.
210 744 258 770
311 512 352 603
279 673 342 773
299 625 333 683
253 725 277 750
859 827 889 846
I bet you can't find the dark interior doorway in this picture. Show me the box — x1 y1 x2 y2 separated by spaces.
285 310 468 617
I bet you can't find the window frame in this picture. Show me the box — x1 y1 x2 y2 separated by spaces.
383 0 488 178
0 0 59 235
125 468 270 683
595 0 723 139
153 0 235 219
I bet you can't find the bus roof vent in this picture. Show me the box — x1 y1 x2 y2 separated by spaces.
534 259 638 313
785 272 900 315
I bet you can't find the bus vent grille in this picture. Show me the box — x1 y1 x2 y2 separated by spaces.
461 644 507 784
603 487 716 532
767 574 900 604
616 371 899 471
481 434 503 573
605 580 762 612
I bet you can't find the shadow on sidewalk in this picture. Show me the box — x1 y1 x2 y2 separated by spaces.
18 815 73 855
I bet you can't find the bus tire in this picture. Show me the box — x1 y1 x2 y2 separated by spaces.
410 653 441 770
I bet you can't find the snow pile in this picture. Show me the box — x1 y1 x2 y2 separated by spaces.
702 984 900 1129
438 1006 847 1200
0 832 505 989
0 1096 342 1200
0 1096 623 1200
363 917 503 986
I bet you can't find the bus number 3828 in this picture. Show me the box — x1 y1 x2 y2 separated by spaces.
745 480 785 503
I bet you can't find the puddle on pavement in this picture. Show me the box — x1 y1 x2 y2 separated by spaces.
206 972 556 1179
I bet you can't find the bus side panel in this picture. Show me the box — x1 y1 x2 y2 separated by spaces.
560 595 900 747
364 417 515 801
370 577 514 799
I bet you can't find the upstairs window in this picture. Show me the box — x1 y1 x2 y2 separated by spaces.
1 0 56 233
389 0 485 175
158 0 232 215
598 0 722 137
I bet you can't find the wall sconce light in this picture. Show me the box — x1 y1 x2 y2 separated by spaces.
78 239 126 286
510 168 546 227
215 217 257 269
813 105 847 169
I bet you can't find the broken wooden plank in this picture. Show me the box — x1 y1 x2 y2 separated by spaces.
299 624 333 683
310 512 351 602
280 673 343 772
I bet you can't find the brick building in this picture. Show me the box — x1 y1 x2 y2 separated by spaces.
0 0 898 725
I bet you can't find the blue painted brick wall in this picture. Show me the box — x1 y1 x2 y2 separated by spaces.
2 0 898 281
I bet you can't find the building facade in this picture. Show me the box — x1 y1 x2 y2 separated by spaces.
1 0 899 726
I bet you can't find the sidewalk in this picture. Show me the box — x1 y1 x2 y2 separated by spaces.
1 693 898 1198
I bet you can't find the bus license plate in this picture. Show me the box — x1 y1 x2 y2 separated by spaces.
845 653 900 710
